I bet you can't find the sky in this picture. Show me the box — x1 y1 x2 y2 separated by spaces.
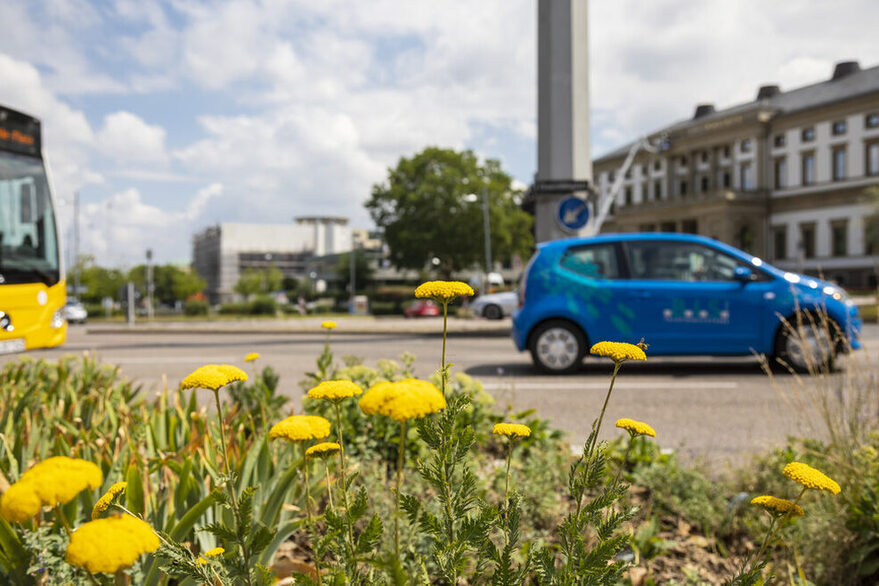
1 0 878 268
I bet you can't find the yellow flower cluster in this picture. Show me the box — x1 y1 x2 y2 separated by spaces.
492 423 532 438
92 482 128 520
359 379 446 422
750 495 804 517
198 546 225 564
783 462 841 494
180 364 248 391
269 415 332 442
306 442 342 459
307 380 363 401
244 352 260 362
615 418 656 438
414 281 475 303
590 341 647 363
0 457 102 523
321 320 337 330
66 515 160 574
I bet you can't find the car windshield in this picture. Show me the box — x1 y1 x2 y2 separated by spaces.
0 152 60 286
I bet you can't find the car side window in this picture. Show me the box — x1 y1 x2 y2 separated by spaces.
559 243 620 279
627 241 746 281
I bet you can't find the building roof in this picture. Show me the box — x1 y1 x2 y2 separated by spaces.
595 61 879 164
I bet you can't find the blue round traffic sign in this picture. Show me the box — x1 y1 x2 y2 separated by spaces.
557 196 590 231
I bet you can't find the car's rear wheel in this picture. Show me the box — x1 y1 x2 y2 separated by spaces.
483 304 503 320
773 312 838 373
529 320 586 374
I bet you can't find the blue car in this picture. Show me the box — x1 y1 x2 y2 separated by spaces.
512 233 861 373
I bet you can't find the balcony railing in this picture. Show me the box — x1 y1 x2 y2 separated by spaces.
614 188 768 214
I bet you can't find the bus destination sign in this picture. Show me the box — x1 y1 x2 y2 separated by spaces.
0 106 41 157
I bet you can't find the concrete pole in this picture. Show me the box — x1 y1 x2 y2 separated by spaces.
146 248 154 319
535 0 591 242
73 191 80 297
126 281 135 326
481 186 492 285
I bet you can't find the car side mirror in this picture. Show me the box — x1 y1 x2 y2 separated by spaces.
734 266 753 282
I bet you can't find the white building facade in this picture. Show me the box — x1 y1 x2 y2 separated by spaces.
595 61 879 288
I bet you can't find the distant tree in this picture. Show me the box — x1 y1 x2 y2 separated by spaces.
234 267 283 298
334 250 374 292
128 264 206 305
73 255 126 303
365 147 534 279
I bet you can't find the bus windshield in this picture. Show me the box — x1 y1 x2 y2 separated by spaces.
0 151 60 286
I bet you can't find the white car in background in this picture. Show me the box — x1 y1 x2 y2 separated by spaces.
63 299 88 324
469 291 518 320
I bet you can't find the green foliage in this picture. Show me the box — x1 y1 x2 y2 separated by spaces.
183 299 209 315
334 249 374 292
365 147 533 277
235 267 284 298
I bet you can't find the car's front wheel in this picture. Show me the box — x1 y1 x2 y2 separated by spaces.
482 304 503 320
773 312 838 372
529 320 586 374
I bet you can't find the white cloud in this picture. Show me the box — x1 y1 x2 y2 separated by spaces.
97 111 169 166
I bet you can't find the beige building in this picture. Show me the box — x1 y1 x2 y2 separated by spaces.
595 60 879 288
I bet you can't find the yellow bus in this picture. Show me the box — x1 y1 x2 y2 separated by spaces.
0 105 66 353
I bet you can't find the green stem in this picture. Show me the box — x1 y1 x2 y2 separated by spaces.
213 388 252 586
394 420 407 559
611 439 635 488
587 361 622 459
503 439 513 509
441 302 449 396
54 505 73 538
333 402 355 556
304 454 322 586
325 461 335 511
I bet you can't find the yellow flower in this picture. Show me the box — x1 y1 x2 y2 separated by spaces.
414 281 475 303
492 423 532 438
750 495 805 517
359 379 446 422
615 418 656 438
269 415 332 442
307 380 363 401
783 462 841 495
92 482 128 520
198 546 225 564
590 341 647 363
244 352 260 362
321 320 337 330
66 515 160 574
0 457 103 523
180 364 248 391
305 442 342 459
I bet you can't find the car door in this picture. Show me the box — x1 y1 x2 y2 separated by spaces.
621 240 770 354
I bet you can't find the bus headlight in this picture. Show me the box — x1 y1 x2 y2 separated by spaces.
51 309 65 329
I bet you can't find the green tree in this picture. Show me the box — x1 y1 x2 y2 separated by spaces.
334 250 374 292
234 267 283 298
128 265 206 305
365 147 534 279
72 255 126 303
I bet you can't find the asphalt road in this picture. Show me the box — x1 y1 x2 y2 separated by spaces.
5 319 877 468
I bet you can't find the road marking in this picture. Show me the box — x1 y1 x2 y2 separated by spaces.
101 356 242 364
481 381 739 390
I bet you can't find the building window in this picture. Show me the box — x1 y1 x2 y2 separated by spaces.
681 219 698 234
801 152 815 185
740 162 753 190
774 134 786 148
679 155 688 166
722 171 731 188
660 221 676 232
654 159 662 171
866 142 879 176
722 145 731 158
800 223 816 259
832 147 846 181
609 170 615 182
625 168 633 179
700 176 709 193
866 217 879 255
832 120 847 135
701 151 709 163
774 157 787 189
772 225 787 260
679 180 688 196
801 127 815 142
867 113 879 128
654 180 662 200
639 223 656 232
831 220 848 257
741 139 752 153
624 186 633 205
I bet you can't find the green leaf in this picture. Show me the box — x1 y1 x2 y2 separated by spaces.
125 459 145 516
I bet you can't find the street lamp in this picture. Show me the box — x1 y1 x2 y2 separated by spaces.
464 188 492 291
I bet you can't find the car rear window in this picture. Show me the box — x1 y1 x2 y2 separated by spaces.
559 243 620 279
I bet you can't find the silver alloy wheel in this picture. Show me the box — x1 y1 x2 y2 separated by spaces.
535 327 579 370
785 324 833 371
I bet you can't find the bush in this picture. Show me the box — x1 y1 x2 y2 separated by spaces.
249 295 277 315
182 300 208 316
218 302 249 315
